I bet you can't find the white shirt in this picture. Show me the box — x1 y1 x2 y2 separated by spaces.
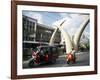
71 50 76 54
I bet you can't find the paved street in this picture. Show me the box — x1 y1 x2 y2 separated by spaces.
23 51 89 69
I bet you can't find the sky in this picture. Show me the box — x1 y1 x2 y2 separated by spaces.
22 11 90 42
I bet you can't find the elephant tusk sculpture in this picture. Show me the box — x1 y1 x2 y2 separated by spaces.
49 15 89 54
73 16 90 52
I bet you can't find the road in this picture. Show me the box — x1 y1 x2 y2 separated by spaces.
23 51 89 69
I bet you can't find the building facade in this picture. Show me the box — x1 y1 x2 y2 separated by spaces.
23 15 61 45
23 15 61 60
23 15 37 41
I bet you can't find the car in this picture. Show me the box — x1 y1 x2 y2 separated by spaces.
28 45 59 67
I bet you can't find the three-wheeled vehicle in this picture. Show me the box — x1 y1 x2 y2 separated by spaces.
28 45 59 67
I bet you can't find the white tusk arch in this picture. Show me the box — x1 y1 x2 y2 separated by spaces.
49 15 89 54
49 24 72 53
59 27 72 53
49 27 59 46
73 16 90 51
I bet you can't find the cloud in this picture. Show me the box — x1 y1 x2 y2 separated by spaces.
52 14 89 37
23 11 43 24
80 31 90 44
52 17 71 28
82 31 90 38
32 13 43 24
59 13 72 18
23 11 89 38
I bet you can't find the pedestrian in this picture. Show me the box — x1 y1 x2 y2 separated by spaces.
71 48 76 58
66 48 76 64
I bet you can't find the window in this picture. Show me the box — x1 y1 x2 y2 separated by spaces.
52 47 57 53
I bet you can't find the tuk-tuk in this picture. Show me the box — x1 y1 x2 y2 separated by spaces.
29 45 59 67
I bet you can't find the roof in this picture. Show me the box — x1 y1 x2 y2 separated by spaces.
37 45 57 48
23 15 37 22
23 15 54 30
37 23 54 30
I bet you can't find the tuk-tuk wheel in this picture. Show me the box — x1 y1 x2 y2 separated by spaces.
51 59 56 64
72 58 76 63
67 61 70 64
29 59 34 67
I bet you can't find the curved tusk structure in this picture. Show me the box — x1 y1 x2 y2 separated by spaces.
49 27 59 45
49 16 89 54
73 16 90 52
49 26 72 53
59 27 72 53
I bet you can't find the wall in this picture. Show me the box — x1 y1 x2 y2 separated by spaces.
0 0 100 80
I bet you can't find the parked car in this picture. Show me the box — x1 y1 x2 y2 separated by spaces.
28 45 59 67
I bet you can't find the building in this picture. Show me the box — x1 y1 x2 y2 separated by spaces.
23 15 37 42
36 23 61 43
23 15 61 48
23 15 61 60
